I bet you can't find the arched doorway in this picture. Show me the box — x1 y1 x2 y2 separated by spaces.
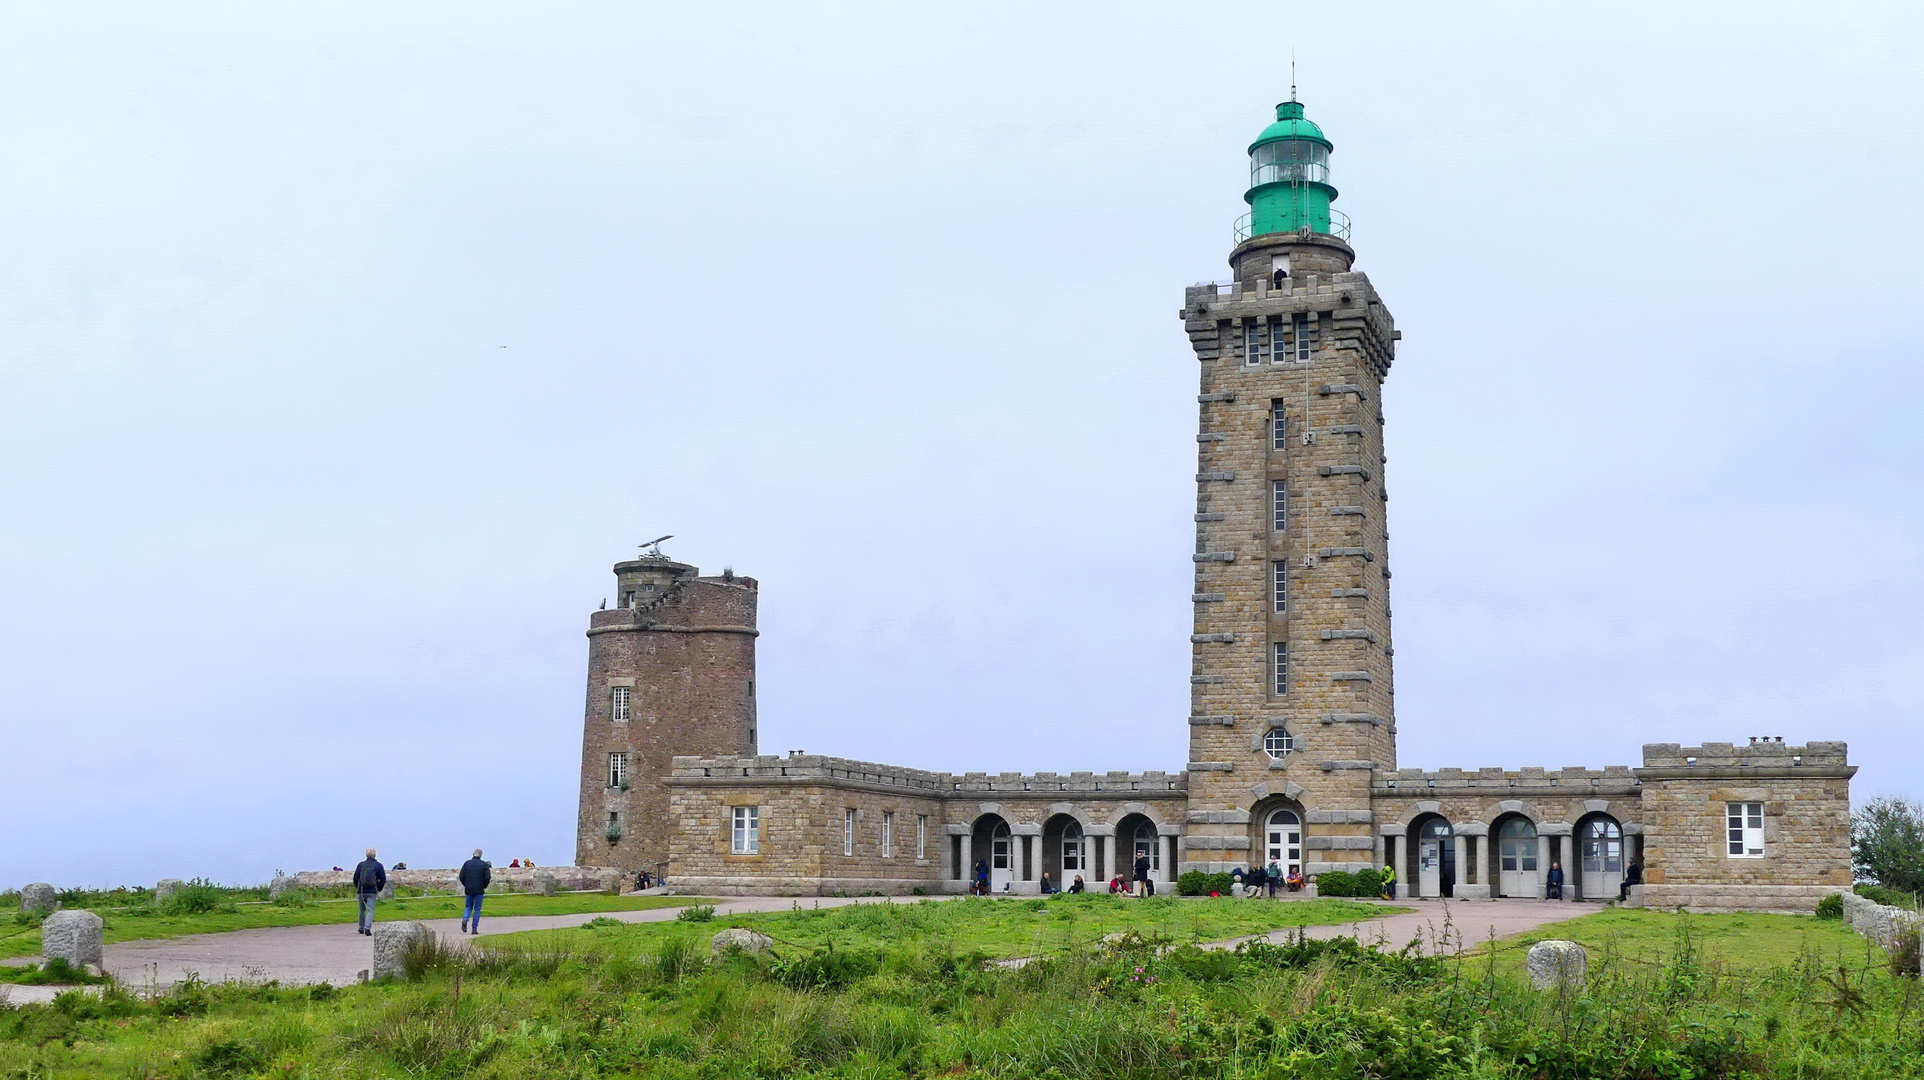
1263 808 1304 878
1491 815 1540 898
970 814 1013 893
1575 814 1623 901
1114 813 1164 890
1041 814 1085 891
1408 814 1454 898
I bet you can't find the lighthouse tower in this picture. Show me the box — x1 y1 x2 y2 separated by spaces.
1179 97 1400 878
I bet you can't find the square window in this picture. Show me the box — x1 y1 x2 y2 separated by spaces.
731 806 759 854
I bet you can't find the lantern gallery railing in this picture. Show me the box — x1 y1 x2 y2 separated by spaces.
1233 208 1352 244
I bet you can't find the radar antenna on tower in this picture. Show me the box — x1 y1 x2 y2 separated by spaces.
638 534 674 559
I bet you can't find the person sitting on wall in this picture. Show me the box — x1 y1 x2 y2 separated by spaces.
1040 872 1054 894
393 862 407 871
509 858 521 868
1619 859 1643 903
1108 874 1126 894
1246 863 1267 898
1545 861 1564 900
1068 875 1085 894
1284 867 1305 892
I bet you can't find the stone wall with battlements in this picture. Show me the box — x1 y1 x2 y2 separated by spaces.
1633 741 1854 897
576 557 760 878
665 754 1187 895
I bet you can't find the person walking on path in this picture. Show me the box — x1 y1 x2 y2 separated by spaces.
458 849 491 934
1545 861 1564 900
1132 853 1151 897
351 849 386 935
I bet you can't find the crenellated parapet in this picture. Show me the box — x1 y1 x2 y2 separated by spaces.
1374 764 1640 797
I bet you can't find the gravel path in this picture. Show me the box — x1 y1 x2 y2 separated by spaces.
1 895 1586 1005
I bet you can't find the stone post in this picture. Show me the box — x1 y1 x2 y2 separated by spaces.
1012 833 1028 892
41 910 103 969
19 883 56 913
958 833 972 889
372 922 434 980
1452 838 1469 894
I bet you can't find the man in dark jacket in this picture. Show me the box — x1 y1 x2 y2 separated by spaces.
458 849 492 934
1133 853 1151 897
352 849 386 935
1545 861 1564 900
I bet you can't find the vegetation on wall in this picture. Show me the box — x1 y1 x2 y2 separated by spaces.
1853 795 1924 898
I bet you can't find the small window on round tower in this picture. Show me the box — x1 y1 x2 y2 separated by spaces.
1263 727 1294 760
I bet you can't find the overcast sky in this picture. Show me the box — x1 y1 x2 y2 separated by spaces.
3 2 1920 888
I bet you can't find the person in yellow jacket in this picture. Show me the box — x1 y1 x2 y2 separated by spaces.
1379 861 1397 900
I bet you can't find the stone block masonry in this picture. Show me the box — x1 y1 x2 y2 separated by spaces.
41 910 103 968
568 98 1860 912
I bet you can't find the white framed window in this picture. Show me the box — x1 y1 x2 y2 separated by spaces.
843 808 857 856
610 686 631 723
1061 823 1083 871
731 805 759 854
1273 561 1287 614
1265 809 1302 873
1263 726 1293 760
1132 822 1160 872
1244 321 1267 366
1270 401 1287 450
1272 481 1288 532
881 811 894 858
917 814 928 860
1726 802 1765 858
1290 313 1312 361
1272 642 1288 696
607 752 628 788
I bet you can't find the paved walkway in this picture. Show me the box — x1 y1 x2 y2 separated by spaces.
0 895 1586 1006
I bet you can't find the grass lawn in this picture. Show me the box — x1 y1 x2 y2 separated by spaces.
6 895 1919 1078
0 894 703 961
489 894 1401 961
1475 906 1885 975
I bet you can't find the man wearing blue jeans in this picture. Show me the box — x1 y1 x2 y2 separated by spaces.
458 849 492 934
351 849 386 935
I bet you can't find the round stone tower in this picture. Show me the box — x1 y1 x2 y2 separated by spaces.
575 552 759 878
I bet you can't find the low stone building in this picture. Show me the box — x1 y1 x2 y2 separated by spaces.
575 97 1855 912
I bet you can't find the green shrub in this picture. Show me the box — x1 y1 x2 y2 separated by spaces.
768 948 885 991
1855 882 1918 908
156 878 226 916
1176 870 1236 895
581 916 623 930
1816 892 1845 919
1316 868 1385 897
676 904 717 923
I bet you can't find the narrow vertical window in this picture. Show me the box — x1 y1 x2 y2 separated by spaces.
610 686 631 723
1726 802 1765 857
844 808 857 856
607 752 628 788
1292 313 1312 361
1244 321 1262 366
1273 562 1287 614
607 810 620 835
731 806 760 853
881 811 894 858
1273 642 1289 695
917 814 928 859
1272 481 1288 532
1270 401 1287 450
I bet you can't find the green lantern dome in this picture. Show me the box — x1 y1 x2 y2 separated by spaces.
1240 98 1342 242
